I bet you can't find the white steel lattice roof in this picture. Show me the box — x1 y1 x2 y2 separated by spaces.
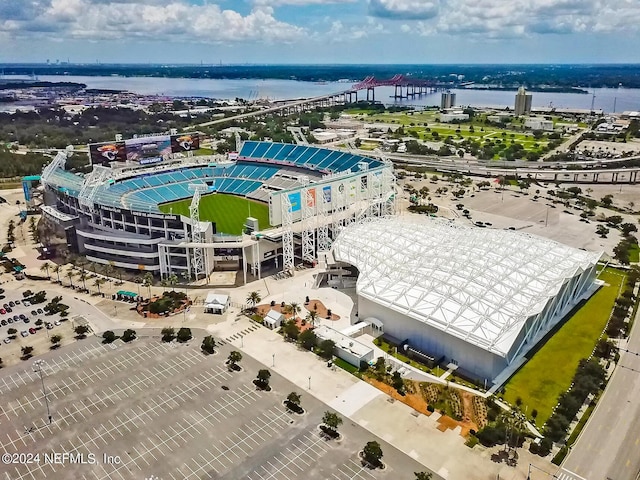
332 217 602 357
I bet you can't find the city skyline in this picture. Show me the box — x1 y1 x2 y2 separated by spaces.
0 0 638 64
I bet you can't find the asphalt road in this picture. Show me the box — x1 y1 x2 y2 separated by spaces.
563 306 640 480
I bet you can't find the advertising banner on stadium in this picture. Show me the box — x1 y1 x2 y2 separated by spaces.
126 135 171 163
89 141 127 165
361 175 368 192
322 185 332 204
306 188 316 208
288 192 301 212
171 133 200 153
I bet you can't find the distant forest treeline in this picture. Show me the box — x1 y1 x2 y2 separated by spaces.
1 64 640 88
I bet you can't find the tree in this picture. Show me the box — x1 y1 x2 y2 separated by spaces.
176 327 192 342
52 264 61 283
286 391 302 412
621 223 638 236
305 310 319 328
168 273 178 291
93 278 105 295
7 327 17 337
414 473 433 480
77 270 87 291
596 225 610 238
298 329 317 350
286 302 301 318
227 350 242 369
0 357 3 368
50 334 62 348
362 441 383 467
21 346 34 359
40 262 51 279
161 327 175 342
318 339 335 360
322 411 343 433
121 329 137 342
256 369 271 389
391 371 405 394
142 272 153 297
246 291 261 311
201 335 216 354
74 324 90 338
601 195 614 207
283 320 300 341
66 270 74 288
102 331 117 343
35 319 43 328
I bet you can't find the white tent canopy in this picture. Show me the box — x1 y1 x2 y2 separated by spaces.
332 217 602 358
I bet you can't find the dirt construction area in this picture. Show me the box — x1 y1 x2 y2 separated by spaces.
0 335 436 480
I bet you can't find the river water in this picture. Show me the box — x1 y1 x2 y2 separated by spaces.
4 74 640 113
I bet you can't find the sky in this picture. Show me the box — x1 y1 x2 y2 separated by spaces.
0 0 638 64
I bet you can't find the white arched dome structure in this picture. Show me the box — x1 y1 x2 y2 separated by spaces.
331 216 602 383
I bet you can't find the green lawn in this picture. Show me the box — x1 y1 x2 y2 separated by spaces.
159 193 270 235
502 268 625 426
629 242 639 263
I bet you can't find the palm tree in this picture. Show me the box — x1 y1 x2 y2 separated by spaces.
305 310 319 328
66 270 74 288
142 272 153 298
160 278 169 292
52 264 61 283
168 274 178 291
286 302 301 319
77 269 87 291
103 263 114 280
93 278 105 296
40 261 51 280
246 291 261 311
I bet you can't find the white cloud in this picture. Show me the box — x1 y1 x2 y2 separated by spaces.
372 0 640 37
254 0 356 5
0 0 305 43
369 0 440 20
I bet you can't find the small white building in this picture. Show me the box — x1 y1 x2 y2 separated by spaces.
264 309 284 329
315 325 374 367
524 117 554 131
439 109 469 123
204 292 230 314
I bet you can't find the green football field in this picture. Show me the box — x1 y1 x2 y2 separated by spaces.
159 193 271 235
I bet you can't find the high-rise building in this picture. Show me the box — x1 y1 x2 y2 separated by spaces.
514 87 532 116
441 91 456 109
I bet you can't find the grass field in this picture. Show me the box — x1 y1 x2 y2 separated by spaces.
502 268 625 426
159 193 271 235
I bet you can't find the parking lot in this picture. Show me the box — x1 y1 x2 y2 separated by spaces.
0 336 433 480
0 291 73 365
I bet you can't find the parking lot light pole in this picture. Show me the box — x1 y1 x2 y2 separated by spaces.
272 353 275 367
308 376 311 390
33 360 52 424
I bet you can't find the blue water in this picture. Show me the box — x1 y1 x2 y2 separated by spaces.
5 75 640 113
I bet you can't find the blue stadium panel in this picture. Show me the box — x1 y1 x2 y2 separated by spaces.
248 142 272 159
292 147 316 166
273 144 296 161
240 141 261 158
314 150 343 170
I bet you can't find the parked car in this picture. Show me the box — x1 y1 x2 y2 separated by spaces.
3 338 10 344
5 307 11 313
0 309 6 315
31 310 37 316
20 331 28 337
54 321 61 326
23 318 30 323
7 318 13 324
0 320 6 326
37 308 43 314
45 322 53 330
22 300 30 306
15 300 20 305
2 304 7 309
8 301 15 307
19 314 26 320
28 328 36 334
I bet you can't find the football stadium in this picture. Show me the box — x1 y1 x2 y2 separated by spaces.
329 216 602 382
40 134 396 282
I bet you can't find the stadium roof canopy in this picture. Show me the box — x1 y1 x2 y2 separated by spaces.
332 217 602 357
